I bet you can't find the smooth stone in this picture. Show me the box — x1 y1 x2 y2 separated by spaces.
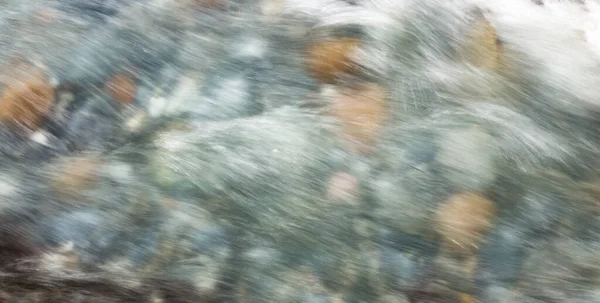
127 228 160 268
435 192 496 254
405 131 438 164
514 189 563 237
188 224 231 257
57 0 133 23
326 171 360 206
104 73 137 106
62 95 119 151
0 63 54 132
379 246 427 291
194 63 264 120
328 83 387 155
463 14 503 69
306 38 361 84
41 210 122 266
476 224 526 290
437 126 496 192
372 168 449 236
49 155 103 198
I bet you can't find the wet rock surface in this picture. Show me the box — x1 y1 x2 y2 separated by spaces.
0 0 599 302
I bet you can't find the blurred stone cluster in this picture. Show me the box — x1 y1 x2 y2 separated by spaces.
0 0 600 302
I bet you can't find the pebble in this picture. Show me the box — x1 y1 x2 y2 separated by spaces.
514 188 564 237
404 131 439 165
475 224 526 290
306 38 361 84
435 192 496 254
436 126 496 192
50 154 103 198
195 63 264 120
126 228 161 268
433 253 477 293
40 242 80 271
62 94 120 151
193 31 273 116
329 82 387 154
379 246 427 292
0 173 20 203
41 210 121 267
460 293 475 303
326 171 360 205
0 62 54 132
372 175 433 236
57 0 134 23
104 73 137 106
463 13 503 69
0 127 58 161
377 294 411 303
225 30 269 64
164 246 230 296
372 167 448 236
307 248 360 292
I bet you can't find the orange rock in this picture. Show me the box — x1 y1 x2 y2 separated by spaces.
306 38 361 84
0 63 54 132
329 83 387 154
52 156 103 198
459 293 474 303
464 14 503 69
435 192 496 254
163 198 179 209
104 73 137 106
326 172 359 205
